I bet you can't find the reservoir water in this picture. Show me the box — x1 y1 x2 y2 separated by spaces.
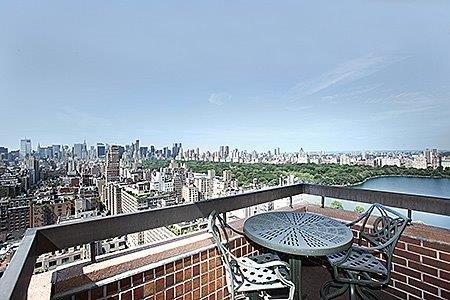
296 176 450 228
352 176 450 229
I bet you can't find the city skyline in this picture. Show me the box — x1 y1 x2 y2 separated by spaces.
1 1 450 151
2 137 448 154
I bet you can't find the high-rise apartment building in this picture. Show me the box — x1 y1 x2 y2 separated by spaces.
106 145 121 183
97 143 106 158
20 139 32 157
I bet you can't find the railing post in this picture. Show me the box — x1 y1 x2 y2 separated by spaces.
289 196 293 208
407 209 412 222
90 242 97 263
321 196 325 208
222 212 227 223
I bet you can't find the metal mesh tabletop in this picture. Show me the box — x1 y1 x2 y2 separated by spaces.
244 212 353 256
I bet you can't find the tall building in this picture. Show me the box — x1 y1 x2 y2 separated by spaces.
0 147 8 160
73 143 84 159
106 145 121 183
97 143 106 158
20 139 32 157
133 140 140 160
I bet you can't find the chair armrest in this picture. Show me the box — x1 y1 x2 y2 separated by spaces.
345 211 369 227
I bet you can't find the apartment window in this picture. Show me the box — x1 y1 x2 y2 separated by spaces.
74 254 81 261
49 260 57 267
62 257 69 264
35 262 42 268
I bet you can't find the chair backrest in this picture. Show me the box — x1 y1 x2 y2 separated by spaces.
207 211 241 297
358 203 410 276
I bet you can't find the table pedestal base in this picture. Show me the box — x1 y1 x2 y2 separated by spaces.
289 256 303 300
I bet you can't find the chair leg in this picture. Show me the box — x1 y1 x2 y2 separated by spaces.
355 286 378 300
320 280 349 300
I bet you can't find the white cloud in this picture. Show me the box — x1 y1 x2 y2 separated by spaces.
208 93 231 106
286 53 411 103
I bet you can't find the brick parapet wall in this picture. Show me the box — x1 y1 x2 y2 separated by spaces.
307 205 450 300
53 235 256 300
47 205 449 300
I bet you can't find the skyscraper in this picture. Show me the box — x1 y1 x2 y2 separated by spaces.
20 139 32 157
73 143 84 159
97 143 106 158
106 145 121 183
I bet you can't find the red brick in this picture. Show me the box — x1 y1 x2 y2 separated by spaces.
423 274 450 290
155 278 164 292
165 287 174 300
401 236 421 245
385 286 406 299
175 271 184 284
120 277 131 291
184 256 192 267
408 277 438 295
209 281 216 294
408 244 437 258
442 289 450 299
423 292 441 300
175 259 183 271
209 258 217 269
201 262 208 273
440 251 450 261
106 282 118 296
423 256 450 272
408 295 421 300
440 269 450 281
121 291 132 300
395 248 420 262
423 240 450 253
193 264 200 276
193 253 200 264
201 273 208 285
394 264 421 279
184 267 193 279
155 292 164 300
184 280 193 292
201 251 208 261
166 274 175 287
391 271 407 282
144 269 155 282
201 285 208 298
193 277 200 289
155 266 164 277
392 255 407 266
408 260 438 276
175 284 183 297
133 286 144 299
394 281 422 297
144 281 155 297
165 262 174 273
132 273 143 286
193 288 200 299
396 241 406 250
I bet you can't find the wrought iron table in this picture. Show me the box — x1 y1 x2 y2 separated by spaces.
244 211 354 299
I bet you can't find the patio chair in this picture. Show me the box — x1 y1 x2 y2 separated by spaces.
320 203 410 300
207 211 295 300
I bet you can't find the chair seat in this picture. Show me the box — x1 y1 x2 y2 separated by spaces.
236 253 290 292
327 247 387 276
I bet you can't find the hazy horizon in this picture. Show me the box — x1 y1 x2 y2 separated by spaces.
1 1 450 151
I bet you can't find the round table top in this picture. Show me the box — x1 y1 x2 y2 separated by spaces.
244 211 354 256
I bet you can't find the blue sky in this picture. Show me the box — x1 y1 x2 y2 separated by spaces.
1 1 450 151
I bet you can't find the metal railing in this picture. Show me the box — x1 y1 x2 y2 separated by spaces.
1 183 449 299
